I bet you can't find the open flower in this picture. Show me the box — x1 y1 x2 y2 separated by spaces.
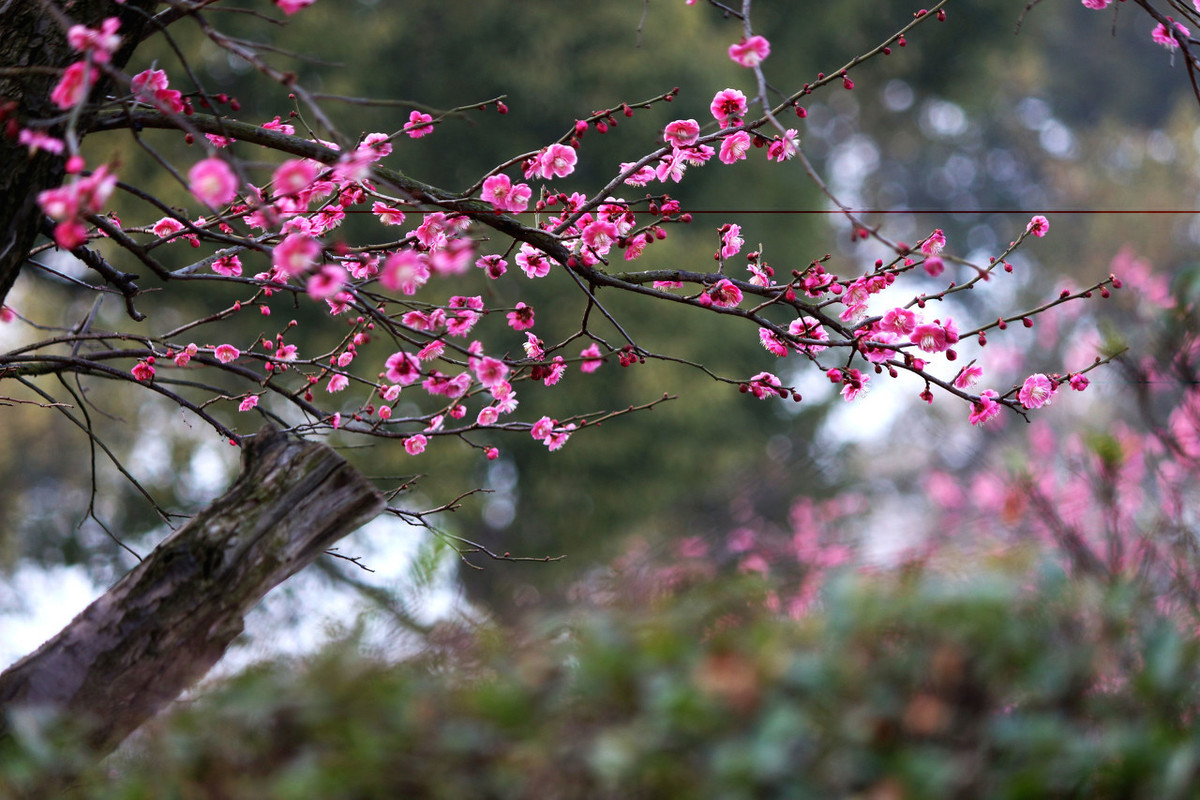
728 35 770 67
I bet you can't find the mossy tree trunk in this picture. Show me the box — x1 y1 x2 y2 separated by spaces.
0 424 384 758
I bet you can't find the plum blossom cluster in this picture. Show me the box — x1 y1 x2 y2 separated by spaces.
921 338 1200 624
1081 0 1199 51
729 219 1117 425
7 0 1120 482
36 164 117 249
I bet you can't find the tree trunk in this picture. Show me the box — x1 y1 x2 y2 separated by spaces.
0 423 384 760
0 0 159 307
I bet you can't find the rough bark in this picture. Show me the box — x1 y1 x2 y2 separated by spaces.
0 0 159 307
0 423 385 758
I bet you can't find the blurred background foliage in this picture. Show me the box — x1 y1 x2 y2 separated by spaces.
9 565 1200 798
2 0 1200 654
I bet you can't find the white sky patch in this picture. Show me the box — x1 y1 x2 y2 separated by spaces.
829 134 881 203
882 79 914 113
0 564 104 670
822 372 916 444
920 98 968 139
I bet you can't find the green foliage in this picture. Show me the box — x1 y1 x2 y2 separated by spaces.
10 566 1200 799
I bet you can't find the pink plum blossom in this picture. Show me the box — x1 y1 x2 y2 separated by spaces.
481 174 532 213
385 351 421 385
728 35 770 67
417 341 444 362
759 328 789 357
663 119 701 148
580 343 604 373
326 374 349 392
361 131 392 158
529 143 578 180
238 395 259 412
151 216 190 242
261 116 296 136
789 317 828 355
506 302 535 331
381 249 430 294
404 434 428 455
767 129 800 162
543 357 567 386
969 390 1001 425
719 131 752 164
67 17 121 63
531 416 555 441
306 264 346 300
746 371 782 399
517 244 554 278
476 254 508 279
880 307 918 336
719 224 744 259
910 319 960 354
524 333 546 360
1026 215 1049 237
212 254 242 276
188 158 238 207
746 262 771 286
214 344 240 363
624 233 650 261
51 62 98 110
430 236 478 276
404 110 435 138
371 202 406 226
710 88 748 128
474 357 510 388
273 233 321 277
953 364 984 389
655 150 688 183
131 68 184 114
702 279 742 308
1081 0 1111 7
174 343 198 367
581 219 619 255
273 159 317 201
621 162 658 186
1152 18 1190 49
18 129 64 156
275 0 317 14
840 369 869 401
861 330 900 364
920 229 946 256
1018 373 1057 409
131 361 155 382
545 425 576 451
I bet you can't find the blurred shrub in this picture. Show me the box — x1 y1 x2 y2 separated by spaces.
6 563 1200 799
